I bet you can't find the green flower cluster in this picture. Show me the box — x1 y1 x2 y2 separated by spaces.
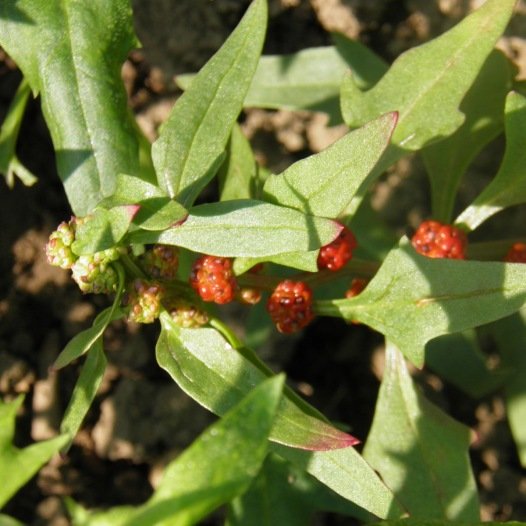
46 217 122 294
46 221 210 327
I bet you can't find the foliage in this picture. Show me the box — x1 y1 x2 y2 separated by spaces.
1 0 526 524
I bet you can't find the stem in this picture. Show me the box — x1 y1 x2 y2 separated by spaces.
209 317 243 349
302 258 380 286
313 299 347 318
237 258 381 291
120 252 148 280
237 273 282 290
467 238 526 260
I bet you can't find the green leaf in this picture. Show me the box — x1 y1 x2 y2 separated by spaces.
364 342 479 521
331 32 388 90
0 514 24 526
234 250 319 275
425 331 505 398
59 341 107 452
152 0 267 206
243 46 353 122
81 376 284 526
341 0 515 151
156 315 358 451
53 305 123 371
0 396 69 508
71 207 137 255
271 443 403 520
263 112 397 218
317 239 526 367
226 453 373 526
157 316 398 519
178 38 387 125
129 199 342 258
0 77 37 187
0 0 140 215
371 520 526 526
218 124 258 201
99 174 188 231
456 92 526 231
485 310 526 467
421 50 512 223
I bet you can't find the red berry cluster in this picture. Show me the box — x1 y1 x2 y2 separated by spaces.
317 224 357 271
411 220 467 260
504 242 526 263
190 255 237 304
267 280 314 334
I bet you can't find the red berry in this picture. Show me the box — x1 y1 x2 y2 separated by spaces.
504 242 526 263
189 255 237 304
345 278 368 299
411 220 467 260
317 224 357 271
267 280 314 334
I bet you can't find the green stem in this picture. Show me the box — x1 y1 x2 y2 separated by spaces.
209 317 244 349
120 252 148 280
467 238 526 261
313 299 348 318
237 258 380 291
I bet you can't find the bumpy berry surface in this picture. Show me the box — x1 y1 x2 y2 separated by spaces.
411 220 467 259
267 280 314 334
45 220 77 269
345 278 368 299
71 247 122 294
504 242 526 263
189 255 237 304
164 296 209 328
140 244 179 280
317 224 357 271
123 279 165 324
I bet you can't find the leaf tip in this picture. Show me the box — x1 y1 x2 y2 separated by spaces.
302 429 361 451
124 204 141 219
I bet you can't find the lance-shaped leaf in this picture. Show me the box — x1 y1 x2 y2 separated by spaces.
152 0 267 206
156 316 398 519
59 341 107 453
99 174 188 231
0 0 140 215
71 206 138 255
129 199 342 258
271 443 402 520
422 50 512 223
53 303 124 370
0 397 69 508
340 0 515 151
0 514 24 526
177 38 387 124
234 250 319 274
156 315 358 451
72 376 284 526
425 331 505 398
317 239 526 367
218 124 258 201
0 77 37 187
226 453 374 526
263 112 397 218
485 310 526 467
370 521 526 526
364 343 479 521
456 92 526 231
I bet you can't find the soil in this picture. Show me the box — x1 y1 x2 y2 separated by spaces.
1 1 526 524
